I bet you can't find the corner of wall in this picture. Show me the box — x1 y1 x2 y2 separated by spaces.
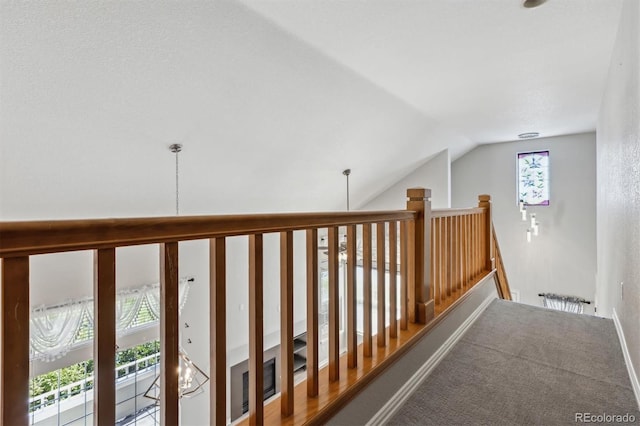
360 148 451 210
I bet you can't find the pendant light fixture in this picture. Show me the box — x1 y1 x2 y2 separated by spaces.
144 349 210 401
145 144 210 402
519 203 541 241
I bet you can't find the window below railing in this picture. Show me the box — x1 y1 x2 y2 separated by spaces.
29 279 192 362
28 342 161 426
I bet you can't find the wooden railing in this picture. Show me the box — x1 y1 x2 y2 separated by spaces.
492 227 512 300
430 195 494 314
0 189 505 426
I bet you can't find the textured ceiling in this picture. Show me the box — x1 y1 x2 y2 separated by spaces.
240 0 624 144
0 0 625 223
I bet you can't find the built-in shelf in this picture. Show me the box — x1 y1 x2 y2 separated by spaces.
293 333 307 373
293 354 306 373
293 338 306 353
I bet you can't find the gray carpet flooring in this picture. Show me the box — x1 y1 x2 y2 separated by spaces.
388 299 640 426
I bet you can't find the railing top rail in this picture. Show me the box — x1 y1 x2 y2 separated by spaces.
0 210 417 257
431 207 484 218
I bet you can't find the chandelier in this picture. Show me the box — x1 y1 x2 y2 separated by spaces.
143 349 210 400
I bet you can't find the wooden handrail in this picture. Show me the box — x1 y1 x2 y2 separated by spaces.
431 207 484 218
0 189 509 426
492 227 512 300
0 211 416 257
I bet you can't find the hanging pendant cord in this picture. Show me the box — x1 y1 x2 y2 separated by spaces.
343 169 351 212
170 144 183 216
175 150 179 215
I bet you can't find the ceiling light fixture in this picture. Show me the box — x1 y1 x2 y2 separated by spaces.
518 132 540 139
523 0 547 8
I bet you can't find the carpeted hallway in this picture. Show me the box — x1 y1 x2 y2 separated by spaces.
389 299 640 425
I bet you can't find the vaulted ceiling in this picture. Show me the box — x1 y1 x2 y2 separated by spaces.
240 0 623 144
0 0 623 219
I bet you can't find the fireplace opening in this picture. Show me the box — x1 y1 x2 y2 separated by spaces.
242 357 276 414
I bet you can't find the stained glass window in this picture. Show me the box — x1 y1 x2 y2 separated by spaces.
518 151 550 206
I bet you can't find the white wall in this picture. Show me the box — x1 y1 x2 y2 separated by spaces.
360 149 450 210
452 133 597 314
596 0 640 394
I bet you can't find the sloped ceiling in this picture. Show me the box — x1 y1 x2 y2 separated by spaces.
240 0 624 144
0 0 623 220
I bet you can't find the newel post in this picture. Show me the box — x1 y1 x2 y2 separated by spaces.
406 188 435 324
478 194 495 271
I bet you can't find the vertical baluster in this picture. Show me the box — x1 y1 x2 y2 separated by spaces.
160 242 179 426
94 248 116 426
433 217 442 305
459 216 463 291
1 256 30 426
433 218 438 306
479 212 484 269
346 225 358 368
431 217 440 306
363 223 373 357
376 222 386 347
432 217 438 306
389 222 398 339
279 231 294 416
456 216 464 293
471 214 476 282
451 217 456 294
460 216 465 290
407 219 416 323
483 212 487 268
476 214 480 277
210 238 227 425
446 217 452 297
471 214 476 279
466 215 470 288
453 216 460 292
479 195 493 271
248 235 264 426
468 215 473 280
438 217 444 303
476 213 482 276
463 217 467 286
328 227 340 381
306 229 319 397
399 221 408 330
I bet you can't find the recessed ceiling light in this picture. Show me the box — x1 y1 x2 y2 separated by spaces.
523 0 547 8
518 132 540 139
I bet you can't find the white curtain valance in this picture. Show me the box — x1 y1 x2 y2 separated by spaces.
30 277 192 362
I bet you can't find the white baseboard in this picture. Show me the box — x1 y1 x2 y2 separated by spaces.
612 308 640 410
367 294 496 426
